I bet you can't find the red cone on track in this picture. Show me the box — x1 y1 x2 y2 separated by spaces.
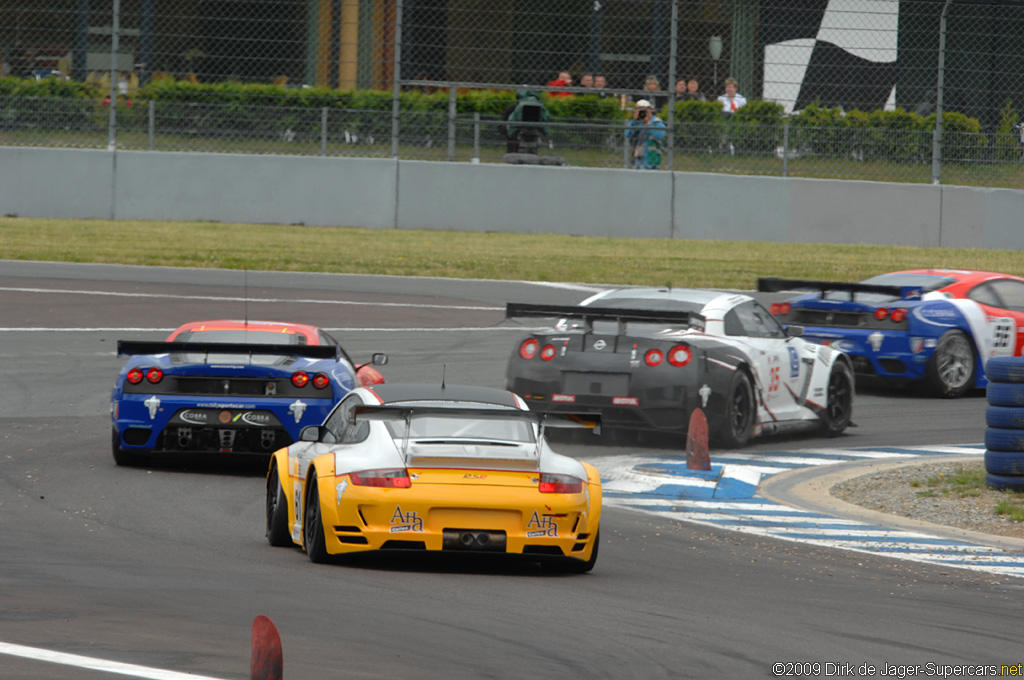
685 408 711 471
251 615 283 680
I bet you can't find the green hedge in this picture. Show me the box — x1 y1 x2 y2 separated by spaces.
1 76 1014 166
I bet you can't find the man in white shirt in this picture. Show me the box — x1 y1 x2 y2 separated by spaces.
717 77 747 114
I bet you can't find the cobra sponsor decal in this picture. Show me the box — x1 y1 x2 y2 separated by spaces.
526 511 559 538
912 305 959 327
178 410 209 425
390 506 423 532
239 411 272 426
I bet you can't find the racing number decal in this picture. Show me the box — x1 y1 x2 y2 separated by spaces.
292 481 303 541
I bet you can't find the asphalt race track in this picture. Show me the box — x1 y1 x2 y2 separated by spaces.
2 260 1021 680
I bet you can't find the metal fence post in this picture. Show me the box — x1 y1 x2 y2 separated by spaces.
321 107 328 156
107 0 120 151
473 112 480 163
447 85 457 162
931 0 952 185
666 0 677 171
148 100 155 150
782 120 789 177
390 0 403 158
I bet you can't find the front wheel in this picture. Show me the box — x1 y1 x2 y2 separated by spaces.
926 330 976 398
716 371 754 449
823 362 854 437
303 472 330 564
266 466 291 547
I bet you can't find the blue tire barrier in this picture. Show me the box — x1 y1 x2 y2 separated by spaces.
986 472 1024 491
986 405 1024 429
984 450 1024 476
986 381 1024 407
985 427 1024 452
985 356 1024 384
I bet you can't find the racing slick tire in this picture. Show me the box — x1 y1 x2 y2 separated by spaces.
984 450 1024 477
303 472 330 564
111 427 148 467
266 466 292 547
985 405 1024 430
716 370 755 449
985 472 1024 492
823 362 854 437
926 330 976 398
984 427 1024 453
984 356 1024 384
545 530 599 574
986 382 1024 408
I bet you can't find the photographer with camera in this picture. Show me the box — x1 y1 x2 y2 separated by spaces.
625 99 667 170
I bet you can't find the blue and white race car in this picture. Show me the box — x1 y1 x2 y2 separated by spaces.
760 269 1024 397
111 319 387 466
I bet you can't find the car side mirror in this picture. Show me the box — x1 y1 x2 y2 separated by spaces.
300 425 323 442
372 353 388 366
786 325 805 337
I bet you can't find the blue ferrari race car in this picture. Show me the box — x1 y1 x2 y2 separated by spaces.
760 269 1024 397
111 319 387 466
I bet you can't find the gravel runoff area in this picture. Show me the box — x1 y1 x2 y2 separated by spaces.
832 459 1024 541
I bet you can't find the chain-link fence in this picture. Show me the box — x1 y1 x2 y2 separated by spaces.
2 0 1022 187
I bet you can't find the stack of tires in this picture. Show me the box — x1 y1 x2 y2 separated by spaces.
984 356 1024 490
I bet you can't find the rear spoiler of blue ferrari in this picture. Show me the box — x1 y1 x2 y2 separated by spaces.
117 340 341 360
353 405 601 432
506 302 705 333
757 277 922 300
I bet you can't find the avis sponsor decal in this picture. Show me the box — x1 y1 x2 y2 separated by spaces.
390 506 423 532
526 511 558 538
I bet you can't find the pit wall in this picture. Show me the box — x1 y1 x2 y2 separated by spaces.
2 147 1021 250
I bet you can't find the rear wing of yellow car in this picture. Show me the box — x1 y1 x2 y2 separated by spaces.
353 404 601 432
757 277 922 301
117 340 341 360
506 302 705 334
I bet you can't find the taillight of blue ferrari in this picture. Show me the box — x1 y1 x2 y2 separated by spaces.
126 368 144 384
145 368 163 383
311 372 329 389
539 473 583 494
348 468 411 488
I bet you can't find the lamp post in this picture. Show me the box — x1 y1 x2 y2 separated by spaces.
708 35 723 90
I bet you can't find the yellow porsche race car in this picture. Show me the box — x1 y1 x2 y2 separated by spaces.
265 383 603 572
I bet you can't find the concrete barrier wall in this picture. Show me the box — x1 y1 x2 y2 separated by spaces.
1 147 1021 248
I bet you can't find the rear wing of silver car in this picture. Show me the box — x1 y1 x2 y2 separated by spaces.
506 302 705 334
353 405 601 432
117 340 341 360
757 277 922 301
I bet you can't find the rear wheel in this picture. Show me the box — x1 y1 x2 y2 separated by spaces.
926 330 976 398
823 362 854 437
717 371 754 449
266 466 291 547
303 472 330 564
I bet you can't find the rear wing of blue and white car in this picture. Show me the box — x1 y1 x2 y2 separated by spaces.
117 341 341 360
506 302 705 333
352 404 601 432
757 277 923 301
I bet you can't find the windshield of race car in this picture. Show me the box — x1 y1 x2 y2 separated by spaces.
822 274 955 304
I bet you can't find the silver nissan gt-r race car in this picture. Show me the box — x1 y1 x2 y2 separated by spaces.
505 287 855 448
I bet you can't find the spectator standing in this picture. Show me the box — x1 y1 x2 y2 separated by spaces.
625 99 666 170
684 78 706 101
717 77 747 114
594 74 614 99
547 70 573 98
642 75 668 111
673 78 688 102
579 73 594 90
